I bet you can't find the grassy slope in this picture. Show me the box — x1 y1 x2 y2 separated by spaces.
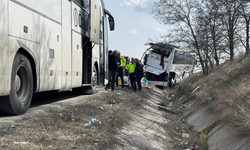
178 55 250 135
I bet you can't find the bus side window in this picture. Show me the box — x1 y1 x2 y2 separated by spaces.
83 0 89 11
75 0 89 11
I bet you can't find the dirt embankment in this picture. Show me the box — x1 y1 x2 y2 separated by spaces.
169 55 250 149
0 86 185 150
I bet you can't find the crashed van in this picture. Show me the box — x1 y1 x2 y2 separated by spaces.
142 43 195 87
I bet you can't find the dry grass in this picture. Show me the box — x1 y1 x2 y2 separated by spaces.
0 87 151 150
178 54 250 135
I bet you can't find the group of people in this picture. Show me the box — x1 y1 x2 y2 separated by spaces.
105 50 144 92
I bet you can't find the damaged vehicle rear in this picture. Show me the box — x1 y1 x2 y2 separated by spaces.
142 43 196 87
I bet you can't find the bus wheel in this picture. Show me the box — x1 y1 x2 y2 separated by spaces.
91 66 98 93
168 76 172 88
0 53 33 115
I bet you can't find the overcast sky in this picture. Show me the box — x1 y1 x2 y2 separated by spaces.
104 0 168 60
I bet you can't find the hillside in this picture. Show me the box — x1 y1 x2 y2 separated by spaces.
170 54 250 149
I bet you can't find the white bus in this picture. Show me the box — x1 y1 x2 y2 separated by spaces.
142 43 195 87
0 0 115 115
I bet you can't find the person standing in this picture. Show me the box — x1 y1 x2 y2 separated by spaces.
125 58 130 76
105 50 113 90
116 51 126 88
126 57 136 92
109 50 120 91
134 58 143 91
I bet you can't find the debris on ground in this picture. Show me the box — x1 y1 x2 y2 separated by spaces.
185 145 199 150
158 106 177 115
191 86 201 94
84 118 98 126
182 133 190 138
47 145 53 149
13 142 28 145
142 77 148 86
109 100 116 104
166 95 172 100
207 97 213 101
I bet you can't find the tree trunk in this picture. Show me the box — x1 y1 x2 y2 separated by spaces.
229 35 234 61
209 56 214 70
199 54 206 75
246 18 250 55
195 39 206 75
205 54 209 74
213 34 220 66
205 46 210 74
228 13 234 61
188 21 208 75
229 22 234 60
205 31 210 74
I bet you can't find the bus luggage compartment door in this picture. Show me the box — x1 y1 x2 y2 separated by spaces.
90 0 100 44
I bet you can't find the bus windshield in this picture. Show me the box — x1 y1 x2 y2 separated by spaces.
173 50 194 65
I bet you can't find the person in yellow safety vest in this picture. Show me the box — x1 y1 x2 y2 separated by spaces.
116 51 126 88
124 58 130 76
126 57 137 92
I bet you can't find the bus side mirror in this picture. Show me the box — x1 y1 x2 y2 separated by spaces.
108 17 115 31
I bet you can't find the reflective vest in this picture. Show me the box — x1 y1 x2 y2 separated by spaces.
119 56 126 67
126 62 136 73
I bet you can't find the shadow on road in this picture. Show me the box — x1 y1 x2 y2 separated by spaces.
0 86 105 117
30 86 105 108
0 91 80 117
30 91 80 108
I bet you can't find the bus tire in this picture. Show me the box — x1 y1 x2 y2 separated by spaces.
91 66 98 94
74 66 98 94
0 53 33 115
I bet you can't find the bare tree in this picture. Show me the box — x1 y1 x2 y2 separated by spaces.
152 0 208 74
152 0 248 75
205 0 226 66
195 4 211 73
217 0 241 60
239 1 250 54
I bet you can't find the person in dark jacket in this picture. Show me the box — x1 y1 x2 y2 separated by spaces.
116 51 126 88
109 50 120 91
134 58 143 91
105 50 113 90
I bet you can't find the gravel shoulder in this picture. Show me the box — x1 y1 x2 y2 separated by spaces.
0 86 178 150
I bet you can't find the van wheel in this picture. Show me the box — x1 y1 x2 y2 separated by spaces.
168 76 172 88
0 53 33 115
